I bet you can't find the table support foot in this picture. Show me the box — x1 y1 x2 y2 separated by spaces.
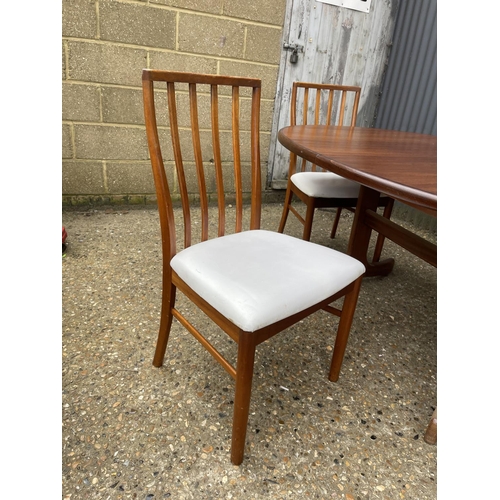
363 257 395 277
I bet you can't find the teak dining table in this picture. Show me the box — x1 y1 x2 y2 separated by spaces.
278 125 437 278
278 124 437 444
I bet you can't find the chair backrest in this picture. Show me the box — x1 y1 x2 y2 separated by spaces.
290 81 361 173
142 70 262 262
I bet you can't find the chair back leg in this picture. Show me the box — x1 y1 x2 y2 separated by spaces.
328 276 363 382
330 208 343 238
153 282 177 367
278 181 294 233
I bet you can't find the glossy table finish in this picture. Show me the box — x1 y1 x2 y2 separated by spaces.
278 125 437 276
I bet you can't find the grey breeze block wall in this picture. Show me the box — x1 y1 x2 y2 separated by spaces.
62 0 287 206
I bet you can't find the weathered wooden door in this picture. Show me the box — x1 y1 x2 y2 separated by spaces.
268 0 398 189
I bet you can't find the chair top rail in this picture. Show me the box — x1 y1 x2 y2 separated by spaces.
293 81 361 92
143 69 262 88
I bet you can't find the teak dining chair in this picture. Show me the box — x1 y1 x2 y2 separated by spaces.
277 82 394 262
142 69 366 465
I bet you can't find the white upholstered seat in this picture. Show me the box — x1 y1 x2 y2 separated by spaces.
291 171 361 199
172 230 365 332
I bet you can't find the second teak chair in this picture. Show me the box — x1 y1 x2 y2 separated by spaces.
142 70 366 465
277 82 394 262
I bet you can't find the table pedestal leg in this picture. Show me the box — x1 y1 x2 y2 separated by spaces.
348 186 395 277
424 408 437 445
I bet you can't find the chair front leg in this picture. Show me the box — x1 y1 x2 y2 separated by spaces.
231 331 257 465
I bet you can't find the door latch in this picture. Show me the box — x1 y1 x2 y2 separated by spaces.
283 43 303 64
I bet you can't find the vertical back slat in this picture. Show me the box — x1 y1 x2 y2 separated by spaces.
326 90 334 124
300 86 308 172
189 83 209 241
210 84 225 237
232 86 243 233
250 85 261 230
351 91 360 126
302 88 309 125
288 87 299 181
290 83 298 126
311 89 321 171
167 81 191 249
314 89 321 125
338 90 347 125
300 156 308 173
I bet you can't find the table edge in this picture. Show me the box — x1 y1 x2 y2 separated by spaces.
278 126 437 213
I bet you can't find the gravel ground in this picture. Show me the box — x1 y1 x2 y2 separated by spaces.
62 203 437 500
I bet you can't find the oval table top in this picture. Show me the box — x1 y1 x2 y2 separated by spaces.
278 125 437 213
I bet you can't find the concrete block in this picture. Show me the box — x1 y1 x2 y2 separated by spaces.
62 0 97 38
74 124 148 160
63 124 73 159
150 0 222 14
148 51 217 76
62 42 67 80
260 131 271 163
63 161 106 194
177 161 213 195
219 60 279 100
223 0 286 26
67 41 147 86
102 87 144 125
106 161 156 194
178 13 245 58
99 0 176 49
245 25 282 64
159 161 180 194
260 100 274 132
63 83 101 122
